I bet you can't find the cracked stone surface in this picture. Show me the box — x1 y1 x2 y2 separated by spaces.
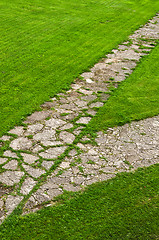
0 13 159 222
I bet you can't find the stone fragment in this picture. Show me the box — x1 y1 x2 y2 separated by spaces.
33 129 56 142
0 158 7 165
32 145 44 153
21 153 38 164
39 146 67 159
89 102 104 108
60 123 73 130
0 171 24 186
86 78 93 83
20 177 36 195
75 100 88 108
59 162 70 169
59 131 75 144
79 89 93 95
9 126 24 136
41 161 54 170
41 140 63 147
3 150 18 159
76 117 91 124
87 109 97 116
5 195 23 214
22 164 45 178
45 118 66 129
63 184 81 192
25 110 52 123
26 124 43 135
3 160 18 170
10 137 32 150
0 136 11 141
69 149 77 157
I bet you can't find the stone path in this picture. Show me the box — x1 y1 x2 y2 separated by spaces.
0 13 159 223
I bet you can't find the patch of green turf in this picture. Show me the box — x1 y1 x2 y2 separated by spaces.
1 164 159 239
1 0 159 136
88 44 159 132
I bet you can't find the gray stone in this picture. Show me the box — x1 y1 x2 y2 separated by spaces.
63 184 81 192
22 164 45 178
89 102 104 108
69 149 77 157
3 160 18 170
0 158 8 165
79 89 93 95
5 195 23 214
0 136 11 141
59 131 75 144
25 123 43 135
41 161 54 170
41 140 63 147
45 118 66 128
33 129 56 142
21 153 38 164
3 150 18 159
9 126 24 136
0 171 24 186
87 109 97 116
76 117 91 124
39 146 67 159
20 177 36 195
25 110 52 123
59 162 70 169
60 123 73 130
10 137 32 150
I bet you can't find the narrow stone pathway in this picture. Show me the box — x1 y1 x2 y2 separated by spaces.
0 13 159 223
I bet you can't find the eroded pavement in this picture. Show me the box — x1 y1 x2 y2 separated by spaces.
0 13 159 223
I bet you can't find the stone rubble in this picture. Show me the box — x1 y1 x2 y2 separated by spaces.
0 13 159 223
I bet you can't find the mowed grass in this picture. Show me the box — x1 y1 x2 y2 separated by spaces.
87 43 159 132
0 164 159 240
1 0 159 136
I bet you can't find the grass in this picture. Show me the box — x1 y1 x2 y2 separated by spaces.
1 0 159 136
0 164 159 239
87 43 159 132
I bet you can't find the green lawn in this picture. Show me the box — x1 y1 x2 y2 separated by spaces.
1 0 159 136
1 164 159 240
87 43 159 132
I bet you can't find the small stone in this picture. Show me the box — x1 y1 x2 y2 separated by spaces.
0 171 24 186
20 177 36 195
63 184 81 192
86 78 93 83
39 146 67 159
41 161 54 170
69 149 77 157
60 123 73 130
45 118 66 129
32 145 44 153
59 131 75 144
25 110 52 123
75 100 88 108
88 149 98 155
10 137 32 150
79 89 93 95
3 150 18 159
42 140 63 147
60 162 70 169
89 102 104 108
87 109 97 116
22 164 45 178
76 117 91 124
33 129 56 142
71 84 82 90
26 124 43 135
5 195 23 214
0 136 11 141
3 160 18 170
0 158 8 164
21 153 38 164
9 126 24 136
